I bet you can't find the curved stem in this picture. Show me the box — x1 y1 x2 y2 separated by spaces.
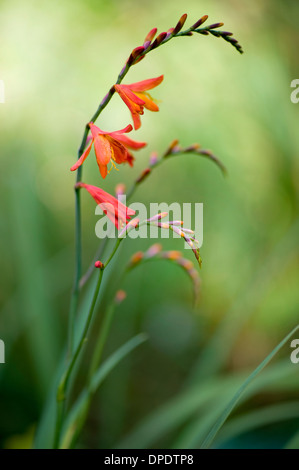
55 268 104 448
55 237 123 448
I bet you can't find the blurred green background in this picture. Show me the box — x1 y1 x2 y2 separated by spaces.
0 0 299 449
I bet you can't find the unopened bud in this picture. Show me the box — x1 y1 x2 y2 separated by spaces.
151 32 167 49
145 243 163 258
95 260 104 269
130 251 144 266
119 218 140 238
185 143 200 152
173 13 188 34
207 22 224 29
144 27 157 44
147 212 168 222
115 183 126 197
191 15 208 29
115 290 127 304
157 222 170 229
164 250 181 260
164 139 180 156
168 220 183 226
128 46 145 65
149 152 159 166
165 27 175 39
177 258 194 270
136 168 151 184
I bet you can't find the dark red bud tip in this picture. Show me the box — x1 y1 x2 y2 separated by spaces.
144 27 157 44
173 13 188 34
220 31 233 36
207 22 224 29
127 46 145 65
95 260 104 269
136 168 151 183
151 32 167 49
191 15 208 29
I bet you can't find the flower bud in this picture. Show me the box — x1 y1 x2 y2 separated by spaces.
127 46 145 65
149 152 159 166
115 183 126 197
191 15 208 29
151 32 167 49
136 168 151 184
143 27 157 45
115 290 127 304
147 212 168 222
129 251 144 266
173 13 187 34
145 243 163 258
207 22 224 29
95 260 104 269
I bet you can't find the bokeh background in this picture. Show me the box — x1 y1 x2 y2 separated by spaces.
0 0 299 449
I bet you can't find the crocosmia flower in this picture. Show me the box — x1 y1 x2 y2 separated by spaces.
114 75 164 130
71 123 146 179
76 182 135 229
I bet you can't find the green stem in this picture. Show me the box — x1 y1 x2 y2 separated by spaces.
55 237 123 448
88 302 116 382
68 301 118 449
55 268 104 447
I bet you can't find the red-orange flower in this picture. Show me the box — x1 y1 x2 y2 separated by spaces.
70 123 146 179
114 75 164 130
76 182 135 229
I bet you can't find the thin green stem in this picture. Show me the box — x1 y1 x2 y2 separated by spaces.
55 237 123 448
68 301 118 449
55 268 104 447
88 302 116 382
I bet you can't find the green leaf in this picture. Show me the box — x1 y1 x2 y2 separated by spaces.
214 401 299 448
61 333 147 447
118 358 297 449
200 325 299 449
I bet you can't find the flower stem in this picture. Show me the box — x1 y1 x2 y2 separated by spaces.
55 268 104 448
55 237 123 448
68 301 118 449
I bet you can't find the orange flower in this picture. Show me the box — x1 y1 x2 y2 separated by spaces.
76 182 135 230
114 75 164 130
70 123 146 179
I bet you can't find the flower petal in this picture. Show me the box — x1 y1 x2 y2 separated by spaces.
128 75 164 92
89 122 103 139
132 113 141 130
135 92 159 112
94 135 112 166
108 124 133 135
114 133 146 149
109 139 129 164
70 140 93 171
99 163 108 179
115 85 145 106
